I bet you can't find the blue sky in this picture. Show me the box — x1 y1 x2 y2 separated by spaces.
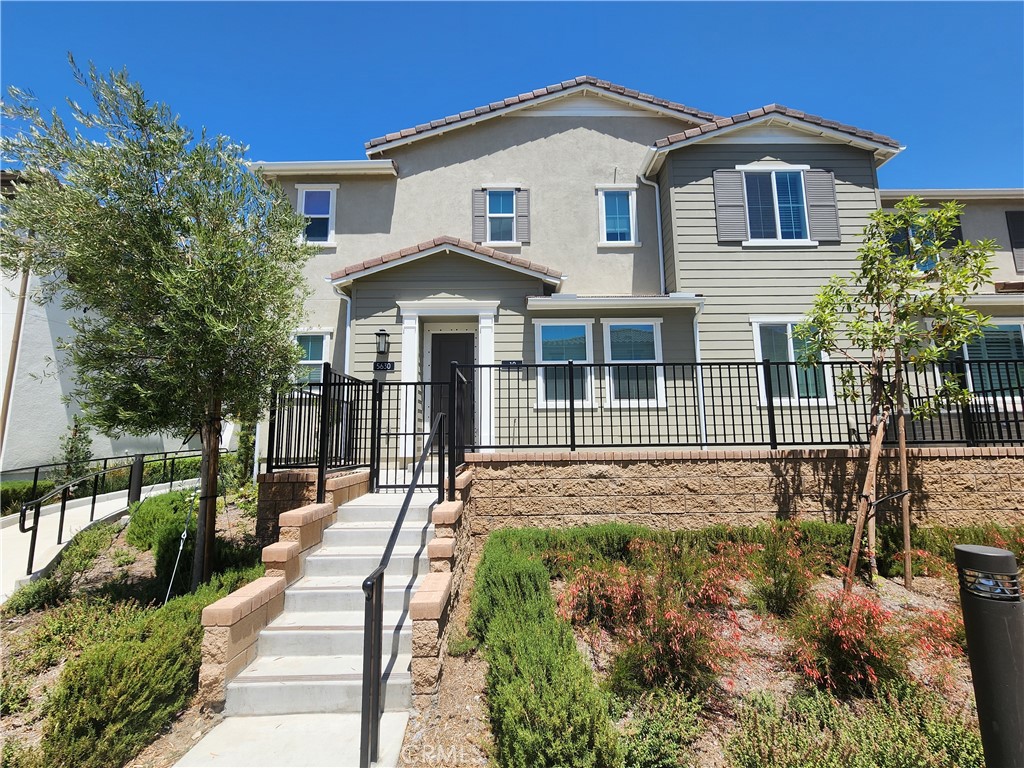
2 1 1022 188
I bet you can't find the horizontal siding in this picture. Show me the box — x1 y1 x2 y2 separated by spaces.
665 143 880 361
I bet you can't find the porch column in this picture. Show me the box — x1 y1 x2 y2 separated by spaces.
478 310 495 450
400 311 419 459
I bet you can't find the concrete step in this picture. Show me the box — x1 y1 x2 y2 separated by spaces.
334 492 435 524
258 623 413 657
322 522 433 549
284 582 415 613
303 548 429 578
225 654 412 716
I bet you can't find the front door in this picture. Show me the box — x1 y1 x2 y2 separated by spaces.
430 333 475 446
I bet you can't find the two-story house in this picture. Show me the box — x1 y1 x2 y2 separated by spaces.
255 76 1022 457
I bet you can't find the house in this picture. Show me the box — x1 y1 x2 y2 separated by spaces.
253 76 1022 462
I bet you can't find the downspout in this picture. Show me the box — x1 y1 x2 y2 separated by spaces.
639 173 666 295
692 302 708 449
0 268 30 456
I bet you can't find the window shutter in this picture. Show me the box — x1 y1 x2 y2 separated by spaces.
805 170 841 242
1006 210 1024 273
471 189 486 243
515 189 530 243
712 170 748 242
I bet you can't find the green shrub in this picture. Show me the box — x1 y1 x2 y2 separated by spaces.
23 596 145 673
726 684 982 768
1 739 43 768
125 491 193 551
1 479 56 516
2 576 70 616
39 564 262 768
751 523 812 617
53 523 116 580
0 672 32 716
486 611 620 768
447 630 478 658
790 591 908 697
468 532 552 641
621 690 702 768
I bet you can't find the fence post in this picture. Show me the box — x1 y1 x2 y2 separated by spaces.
266 395 278 474
128 454 145 505
448 362 458 502
316 362 332 505
955 357 977 447
568 361 577 452
763 359 779 450
369 379 382 492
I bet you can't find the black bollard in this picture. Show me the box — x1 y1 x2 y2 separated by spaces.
954 544 1024 768
127 454 145 506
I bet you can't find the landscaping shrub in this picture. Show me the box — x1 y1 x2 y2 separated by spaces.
39 564 262 768
468 531 552 641
726 684 983 768
23 596 145 673
446 630 478 657
620 690 702 768
125 491 194 551
751 523 812 617
790 590 908 697
2 575 70 616
1 479 56 516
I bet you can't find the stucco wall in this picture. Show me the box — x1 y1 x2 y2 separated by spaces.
463 447 1024 535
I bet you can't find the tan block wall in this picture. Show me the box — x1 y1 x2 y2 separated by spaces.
464 447 1024 535
256 469 370 547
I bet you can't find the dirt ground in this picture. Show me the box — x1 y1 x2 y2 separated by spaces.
0 498 254 768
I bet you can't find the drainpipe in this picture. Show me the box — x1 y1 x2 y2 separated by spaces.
0 268 30 456
639 174 666 295
692 302 708 449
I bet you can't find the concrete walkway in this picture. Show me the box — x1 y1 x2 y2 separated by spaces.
0 479 198 603
174 712 408 767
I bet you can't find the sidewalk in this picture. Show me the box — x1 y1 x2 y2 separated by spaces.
0 479 198 603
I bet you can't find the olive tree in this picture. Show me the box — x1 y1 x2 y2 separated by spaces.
0 57 314 587
795 197 994 591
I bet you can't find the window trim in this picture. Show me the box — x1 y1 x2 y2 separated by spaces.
736 164 817 247
750 317 834 406
296 184 338 246
596 185 639 247
485 188 518 245
960 321 1024 405
295 329 332 383
601 317 665 407
534 319 594 408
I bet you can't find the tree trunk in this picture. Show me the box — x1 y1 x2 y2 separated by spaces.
894 351 912 589
190 401 222 589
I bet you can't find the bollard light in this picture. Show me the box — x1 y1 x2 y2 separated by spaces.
954 544 1024 768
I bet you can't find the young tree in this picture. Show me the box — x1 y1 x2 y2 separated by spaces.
795 197 994 592
0 57 314 587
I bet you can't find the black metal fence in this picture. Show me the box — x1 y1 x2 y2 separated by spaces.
455 358 1024 451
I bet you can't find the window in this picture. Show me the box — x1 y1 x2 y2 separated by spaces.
535 321 593 407
752 320 830 404
297 185 337 244
603 320 664 406
743 170 809 242
963 324 1024 395
889 215 963 272
597 187 637 245
1006 211 1024 273
487 190 516 243
296 332 330 383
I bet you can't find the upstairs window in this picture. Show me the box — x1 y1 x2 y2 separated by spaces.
889 215 964 272
297 185 337 244
744 170 808 241
296 332 330 383
598 187 637 245
472 188 530 244
752 320 830 404
535 320 593 407
487 190 516 243
1006 210 1024 273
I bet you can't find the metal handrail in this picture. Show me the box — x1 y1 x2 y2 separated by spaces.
359 412 444 768
16 448 232 576
1 447 202 479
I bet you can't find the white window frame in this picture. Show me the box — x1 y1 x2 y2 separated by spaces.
736 164 817 247
296 184 338 245
485 188 518 245
534 319 594 409
751 317 834 406
294 330 332 383
596 185 639 247
960 321 1024 409
601 318 665 407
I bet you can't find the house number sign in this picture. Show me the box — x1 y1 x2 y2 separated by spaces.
373 362 395 371
501 360 523 367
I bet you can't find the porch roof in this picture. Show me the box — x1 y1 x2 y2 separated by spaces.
327 236 565 287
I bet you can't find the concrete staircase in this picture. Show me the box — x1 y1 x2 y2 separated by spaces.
224 492 435 717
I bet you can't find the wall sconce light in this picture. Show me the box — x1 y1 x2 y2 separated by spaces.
375 328 390 356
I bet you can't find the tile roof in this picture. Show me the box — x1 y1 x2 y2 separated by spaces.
653 104 901 150
329 236 564 282
365 76 720 151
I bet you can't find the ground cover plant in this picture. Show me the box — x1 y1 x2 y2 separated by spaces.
0 486 261 768
466 520 1011 767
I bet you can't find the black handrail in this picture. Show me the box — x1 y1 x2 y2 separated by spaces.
16 448 233 576
360 412 444 768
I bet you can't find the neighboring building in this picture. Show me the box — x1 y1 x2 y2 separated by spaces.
254 76 1022 454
